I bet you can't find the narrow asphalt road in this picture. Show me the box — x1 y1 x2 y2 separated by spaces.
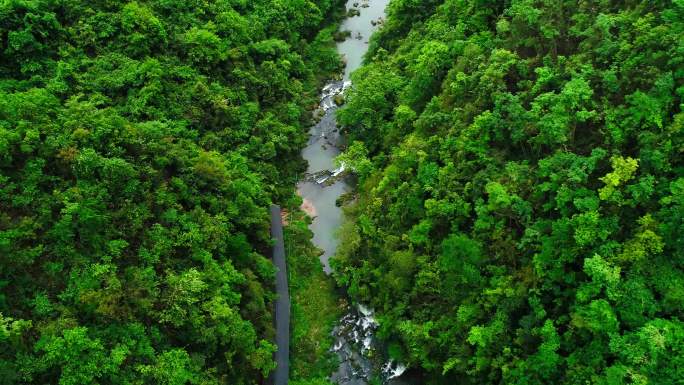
270 204 289 385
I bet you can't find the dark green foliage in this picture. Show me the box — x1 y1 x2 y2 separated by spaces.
0 0 344 383
285 210 340 384
335 1 684 384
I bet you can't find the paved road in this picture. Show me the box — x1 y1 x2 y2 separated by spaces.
270 205 289 385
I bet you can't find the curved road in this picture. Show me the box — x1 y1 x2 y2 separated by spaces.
270 204 289 385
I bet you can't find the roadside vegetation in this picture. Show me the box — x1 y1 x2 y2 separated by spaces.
0 0 345 383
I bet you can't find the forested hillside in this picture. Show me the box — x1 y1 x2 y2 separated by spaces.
334 1 684 384
0 0 343 383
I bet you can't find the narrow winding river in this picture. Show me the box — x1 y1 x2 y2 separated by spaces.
297 1 411 384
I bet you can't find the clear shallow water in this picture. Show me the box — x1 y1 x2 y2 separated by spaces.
296 1 412 384
297 80 349 274
298 0 386 273
337 0 387 80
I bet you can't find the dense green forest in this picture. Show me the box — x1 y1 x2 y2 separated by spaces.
0 0 344 383
3 0 684 384
335 0 684 384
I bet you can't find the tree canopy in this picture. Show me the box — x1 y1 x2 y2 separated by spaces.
334 1 684 383
0 0 344 383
